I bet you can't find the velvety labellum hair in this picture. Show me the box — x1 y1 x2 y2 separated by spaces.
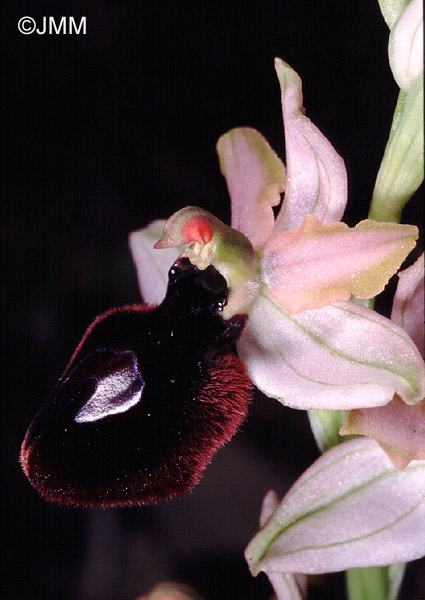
21 259 252 507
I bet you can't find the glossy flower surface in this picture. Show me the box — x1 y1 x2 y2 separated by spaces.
21 260 252 506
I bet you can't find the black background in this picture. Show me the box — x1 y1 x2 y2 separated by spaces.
2 1 424 599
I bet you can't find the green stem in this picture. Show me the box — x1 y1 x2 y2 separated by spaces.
368 77 424 224
346 564 406 600
346 567 389 600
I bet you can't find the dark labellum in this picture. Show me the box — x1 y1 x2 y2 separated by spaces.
21 259 252 507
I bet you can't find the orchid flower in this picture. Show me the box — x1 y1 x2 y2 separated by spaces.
128 51 425 598
19 1 424 597
130 59 425 423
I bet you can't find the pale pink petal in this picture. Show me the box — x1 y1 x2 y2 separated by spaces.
237 290 425 410
217 128 286 247
267 573 304 600
260 489 280 528
129 221 182 304
389 0 423 92
341 396 425 468
245 438 425 576
391 253 424 356
273 59 347 232
259 492 307 600
262 215 418 313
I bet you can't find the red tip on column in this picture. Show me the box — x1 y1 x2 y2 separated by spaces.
183 217 213 243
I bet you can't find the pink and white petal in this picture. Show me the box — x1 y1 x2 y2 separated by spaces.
216 128 286 247
258 492 306 600
260 489 280 527
267 573 305 600
341 396 425 469
391 252 424 356
245 438 425 576
273 59 347 232
260 492 307 600
262 215 418 314
389 0 423 92
129 220 182 304
237 289 425 410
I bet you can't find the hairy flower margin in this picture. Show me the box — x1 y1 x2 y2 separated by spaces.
130 3 424 594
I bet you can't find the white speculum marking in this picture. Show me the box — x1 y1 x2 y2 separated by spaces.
74 368 143 424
